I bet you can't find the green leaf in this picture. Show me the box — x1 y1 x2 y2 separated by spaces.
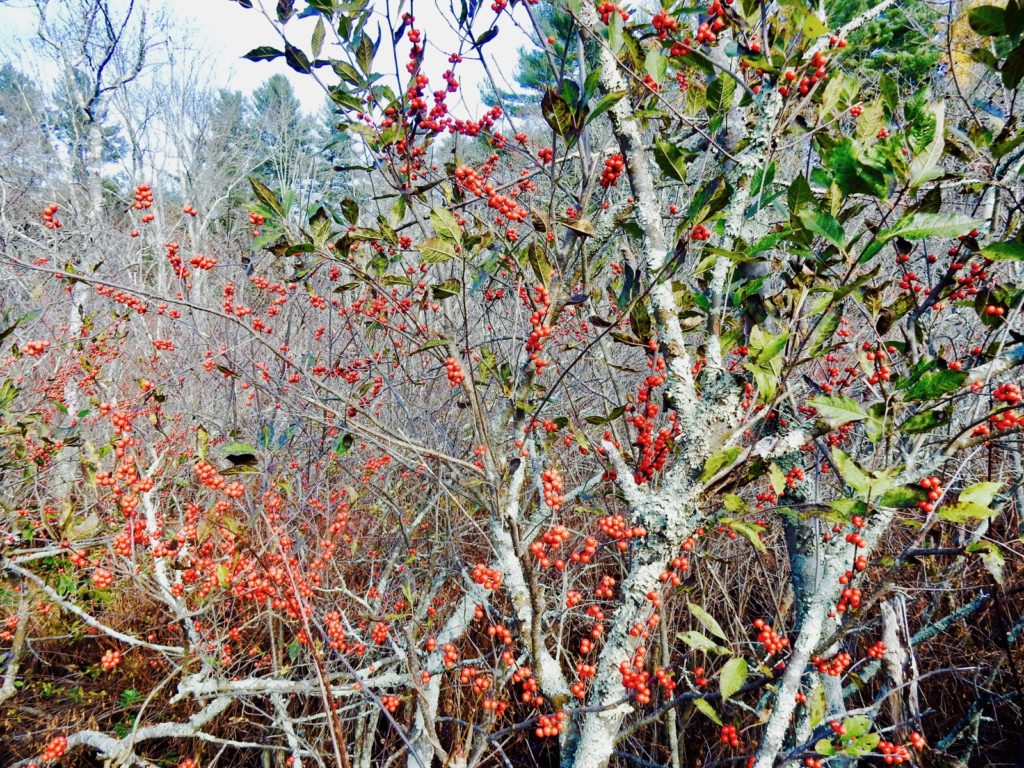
827 139 889 198
879 213 982 242
981 242 1024 260
727 520 767 552
249 178 284 217
311 17 326 57
694 698 723 725
768 462 787 495
541 88 578 139
284 43 311 74
901 369 967 401
355 33 376 75
845 733 881 757
806 307 841 360
967 541 1005 583
587 90 626 124
654 140 688 182
938 501 998 523
815 738 837 757
706 76 736 116
809 395 867 427
909 102 945 186
901 409 949 433
1003 42 1024 89
701 446 742 482
798 208 845 248
879 485 926 508
723 494 752 514
960 482 1002 507
802 10 827 37
808 682 826 727
526 242 553 288
430 207 461 242
243 46 284 62
832 448 871 496
418 237 457 263
688 602 728 641
787 176 813 217
677 630 727 654
753 332 789 365
719 657 748 700
431 278 461 300
969 5 1007 35
844 715 871 739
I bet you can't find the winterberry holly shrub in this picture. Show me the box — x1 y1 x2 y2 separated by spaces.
2 1 1024 767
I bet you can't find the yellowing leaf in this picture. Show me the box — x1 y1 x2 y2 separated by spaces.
719 657 748 700
688 602 727 641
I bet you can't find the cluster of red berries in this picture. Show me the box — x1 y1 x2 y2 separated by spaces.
987 408 1021 432
599 154 626 188
595 574 617 599
23 340 51 357
918 475 944 513
720 724 741 748
878 740 912 764
248 211 265 236
470 563 502 590
190 254 217 270
100 649 122 670
693 665 709 687
866 640 887 660
91 567 114 590
511 665 542 705
779 50 830 97
523 283 552 373
994 382 1022 405
41 203 61 229
535 711 567 738
598 513 647 549
441 642 459 668
444 357 465 387
785 466 805 490
754 619 790 654
530 525 572 568
95 284 148 314
813 651 852 677
630 356 677 483
454 163 528 223
651 9 679 39
570 535 599 565
571 662 596 698
691 224 711 240
542 467 564 510
837 584 862 613
371 621 389 644
194 460 227 492
658 556 690 586
597 2 629 24
182 204 197 216
41 735 68 762
133 184 153 210
619 648 653 703
381 694 401 713
694 0 731 45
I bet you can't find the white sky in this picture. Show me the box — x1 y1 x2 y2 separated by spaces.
0 0 534 117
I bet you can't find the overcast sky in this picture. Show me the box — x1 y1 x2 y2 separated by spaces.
0 0 534 117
